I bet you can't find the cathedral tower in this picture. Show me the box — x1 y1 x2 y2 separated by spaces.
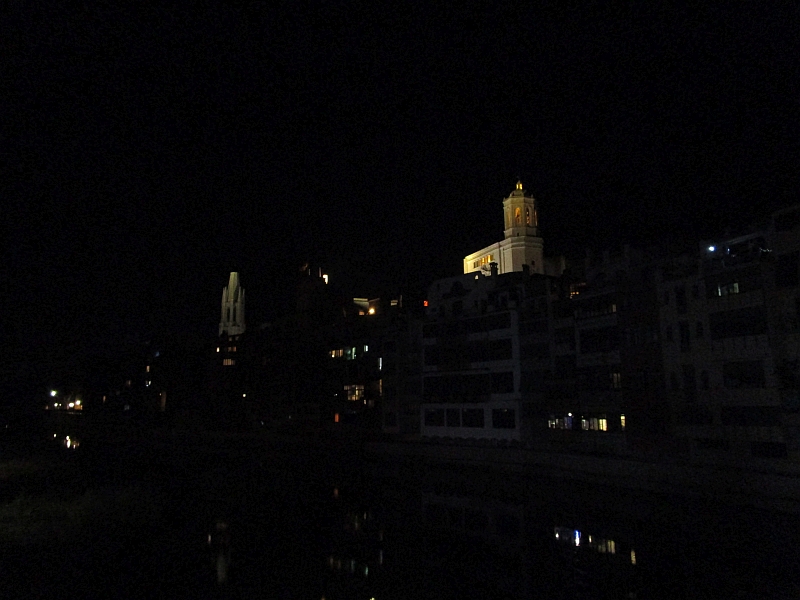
219 272 246 337
463 181 545 275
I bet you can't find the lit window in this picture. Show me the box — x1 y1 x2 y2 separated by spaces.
515 207 521 224
611 372 622 389
363 345 369 353
344 384 364 402
146 365 150 373
525 206 531 225
334 413 339 423
716 282 740 297
216 347 220 353
598 418 607 431
620 414 626 430
378 357 382 370
630 550 637 565
223 359 235 366
145 380 151 387
423 300 428 307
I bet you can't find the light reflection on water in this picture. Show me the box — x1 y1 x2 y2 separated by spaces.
26 427 800 599
197 464 800 600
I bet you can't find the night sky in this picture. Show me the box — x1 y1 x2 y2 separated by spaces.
4 3 799 378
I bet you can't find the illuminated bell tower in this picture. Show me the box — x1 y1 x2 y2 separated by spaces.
501 181 544 274
503 180 539 238
463 180 546 275
219 272 246 337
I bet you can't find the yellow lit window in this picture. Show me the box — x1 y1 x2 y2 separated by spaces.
146 365 150 373
611 372 622 389
344 384 364 402
223 358 235 366
620 414 626 430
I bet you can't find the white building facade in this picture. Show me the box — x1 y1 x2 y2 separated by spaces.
463 181 545 276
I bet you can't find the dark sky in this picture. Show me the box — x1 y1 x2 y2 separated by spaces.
4 3 799 371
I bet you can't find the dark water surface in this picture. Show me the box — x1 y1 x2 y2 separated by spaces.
2 432 799 599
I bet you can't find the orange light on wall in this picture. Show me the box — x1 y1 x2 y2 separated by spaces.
423 300 428 307
334 413 339 423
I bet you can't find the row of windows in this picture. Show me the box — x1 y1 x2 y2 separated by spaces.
547 413 625 431
668 360 766 392
344 384 364 402
423 372 514 401
424 339 513 366
511 206 536 227
424 407 517 429
423 312 511 338
472 254 495 269
330 345 369 359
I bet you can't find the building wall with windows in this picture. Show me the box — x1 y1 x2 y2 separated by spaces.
658 206 800 465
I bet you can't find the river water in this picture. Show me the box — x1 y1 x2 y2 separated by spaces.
3 426 799 599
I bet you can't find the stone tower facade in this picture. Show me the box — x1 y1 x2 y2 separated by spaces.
219 272 246 337
463 181 545 275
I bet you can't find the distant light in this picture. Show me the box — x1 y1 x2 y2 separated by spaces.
708 246 715 252
216 347 220 353
50 390 57 397
68 402 75 408
323 274 329 284
242 393 246 398
75 400 81 406
368 307 376 315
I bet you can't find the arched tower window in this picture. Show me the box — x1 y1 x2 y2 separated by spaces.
525 207 531 226
233 306 237 322
227 307 230 322
514 207 521 225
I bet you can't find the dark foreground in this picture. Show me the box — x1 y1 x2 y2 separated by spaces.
2 427 799 599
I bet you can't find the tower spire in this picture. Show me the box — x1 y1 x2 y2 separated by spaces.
219 272 246 337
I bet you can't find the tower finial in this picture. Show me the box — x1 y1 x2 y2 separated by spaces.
516 180 523 190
